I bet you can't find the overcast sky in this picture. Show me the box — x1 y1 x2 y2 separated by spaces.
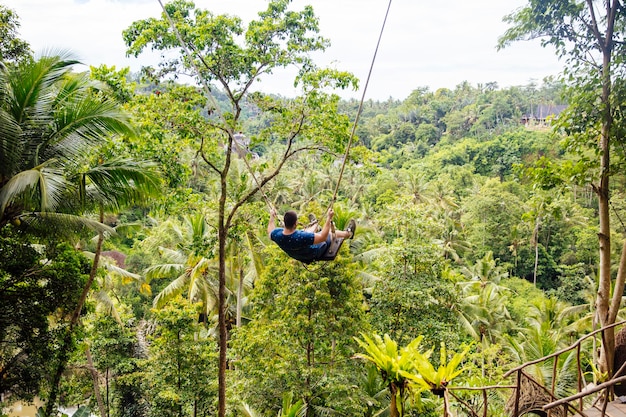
3 0 565 100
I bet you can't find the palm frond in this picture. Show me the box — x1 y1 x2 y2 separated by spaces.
239 403 263 417
82 251 141 281
158 247 188 264
358 270 381 291
144 263 185 280
51 96 136 152
93 289 122 324
112 221 145 237
18 211 115 235
307 404 332 417
153 274 190 308
0 107 23 178
8 52 78 126
0 162 67 216
354 246 388 263
76 158 161 211
454 307 481 341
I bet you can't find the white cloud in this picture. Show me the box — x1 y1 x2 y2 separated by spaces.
3 0 564 100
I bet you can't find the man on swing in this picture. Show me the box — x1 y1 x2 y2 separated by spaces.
268 208 356 263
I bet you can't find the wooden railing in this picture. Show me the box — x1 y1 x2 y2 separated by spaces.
447 320 626 417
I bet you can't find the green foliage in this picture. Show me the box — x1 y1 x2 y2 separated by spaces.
354 333 426 416
0 233 89 403
277 392 306 417
0 5 32 64
90 64 136 103
550 264 595 306
456 252 513 346
500 0 626 377
123 85 205 194
88 315 146 417
4 2 622 416
502 277 549 326
408 342 471 392
354 333 470 417
0 0 626 417
231 254 368 416
139 298 218 417
368 244 460 348
0 52 145 236
461 178 528 267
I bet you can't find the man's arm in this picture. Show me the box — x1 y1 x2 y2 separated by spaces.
268 209 277 238
312 209 334 244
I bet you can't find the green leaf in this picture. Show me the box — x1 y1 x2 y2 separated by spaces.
72 406 92 417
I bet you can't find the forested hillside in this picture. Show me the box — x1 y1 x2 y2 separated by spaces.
2 1 626 417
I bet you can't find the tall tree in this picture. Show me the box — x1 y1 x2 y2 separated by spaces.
499 0 626 375
0 237 89 404
0 53 136 231
0 52 161 414
231 254 368 416
0 5 32 64
142 298 217 417
123 2 356 415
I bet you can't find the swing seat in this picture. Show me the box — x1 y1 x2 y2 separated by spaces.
317 236 345 261
315 218 355 262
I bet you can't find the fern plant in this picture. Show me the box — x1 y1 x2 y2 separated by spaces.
354 333 426 417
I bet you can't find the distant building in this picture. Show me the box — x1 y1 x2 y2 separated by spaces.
521 104 568 126
232 132 250 158
233 132 250 148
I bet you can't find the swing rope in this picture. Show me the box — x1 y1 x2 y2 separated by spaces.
330 0 393 208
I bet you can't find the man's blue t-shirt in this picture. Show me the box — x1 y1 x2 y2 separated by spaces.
270 228 330 262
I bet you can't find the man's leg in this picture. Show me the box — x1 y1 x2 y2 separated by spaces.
336 219 356 239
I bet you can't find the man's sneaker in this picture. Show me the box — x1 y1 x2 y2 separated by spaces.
307 213 321 231
346 219 356 239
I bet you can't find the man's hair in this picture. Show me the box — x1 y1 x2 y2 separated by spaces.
284 210 298 229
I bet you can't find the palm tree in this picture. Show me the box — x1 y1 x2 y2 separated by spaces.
0 52 162 416
145 214 219 319
505 320 579 399
456 253 513 376
146 212 264 335
431 209 471 263
0 52 137 231
398 169 432 206
459 251 509 295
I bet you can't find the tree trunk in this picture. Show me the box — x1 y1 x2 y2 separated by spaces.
86 345 106 417
533 217 540 286
389 384 399 417
46 213 105 416
218 177 228 417
236 267 243 327
596 18 616 377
